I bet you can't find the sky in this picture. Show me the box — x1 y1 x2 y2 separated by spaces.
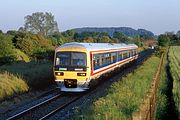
0 0 180 35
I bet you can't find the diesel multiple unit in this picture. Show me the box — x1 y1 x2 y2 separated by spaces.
53 42 138 92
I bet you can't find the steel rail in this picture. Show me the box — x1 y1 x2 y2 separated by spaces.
39 95 83 120
6 93 63 120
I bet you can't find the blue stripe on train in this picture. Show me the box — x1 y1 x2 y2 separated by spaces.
93 57 130 70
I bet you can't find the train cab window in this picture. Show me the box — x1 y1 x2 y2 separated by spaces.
71 52 86 66
56 52 86 67
56 52 70 66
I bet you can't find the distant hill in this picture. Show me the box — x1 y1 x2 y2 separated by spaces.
74 27 154 37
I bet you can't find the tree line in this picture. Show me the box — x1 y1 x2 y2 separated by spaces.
0 12 179 64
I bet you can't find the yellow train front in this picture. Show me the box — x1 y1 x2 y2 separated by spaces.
53 42 91 92
53 42 138 92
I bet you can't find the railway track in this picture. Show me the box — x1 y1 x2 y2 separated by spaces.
5 49 154 120
6 92 63 120
6 92 85 120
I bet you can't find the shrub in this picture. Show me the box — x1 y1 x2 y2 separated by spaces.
0 71 29 101
15 49 30 62
0 34 17 64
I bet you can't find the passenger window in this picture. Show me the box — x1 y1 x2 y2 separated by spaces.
93 55 100 70
105 53 111 64
118 52 123 60
112 52 117 62
123 51 128 59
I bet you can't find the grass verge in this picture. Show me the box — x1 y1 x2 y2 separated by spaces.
0 71 29 101
0 61 54 90
169 46 180 118
155 52 169 119
75 55 160 120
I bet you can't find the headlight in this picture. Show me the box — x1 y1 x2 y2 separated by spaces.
77 73 86 76
55 72 64 76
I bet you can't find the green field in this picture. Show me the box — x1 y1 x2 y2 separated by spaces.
75 55 160 120
169 46 180 116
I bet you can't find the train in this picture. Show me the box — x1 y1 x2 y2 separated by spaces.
53 42 138 92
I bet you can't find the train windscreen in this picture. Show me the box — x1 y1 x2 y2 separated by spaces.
55 52 86 67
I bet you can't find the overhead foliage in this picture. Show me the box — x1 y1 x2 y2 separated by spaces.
24 12 59 36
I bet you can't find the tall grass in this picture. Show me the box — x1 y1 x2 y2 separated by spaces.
76 56 160 120
0 71 29 101
169 46 180 116
155 52 168 119
0 61 54 89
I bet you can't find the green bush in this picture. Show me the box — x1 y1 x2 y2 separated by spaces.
0 34 17 64
155 46 167 57
14 49 30 62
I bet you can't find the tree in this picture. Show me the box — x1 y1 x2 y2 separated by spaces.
24 12 59 36
0 34 17 63
113 32 128 43
13 32 54 57
7 30 18 36
133 36 144 47
176 30 180 38
97 36 111 43
0 30 3 34
158 34 170 47
48 33 65 46
83 37 95 43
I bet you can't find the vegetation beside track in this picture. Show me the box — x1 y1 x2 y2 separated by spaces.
75 55 160 120
169 46 180 117
0 71 29 101
0 61 54 90
0 61 54 101
155 50 169 119
155 46 180 119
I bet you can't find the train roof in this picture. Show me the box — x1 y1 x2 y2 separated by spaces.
56 42 138 52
